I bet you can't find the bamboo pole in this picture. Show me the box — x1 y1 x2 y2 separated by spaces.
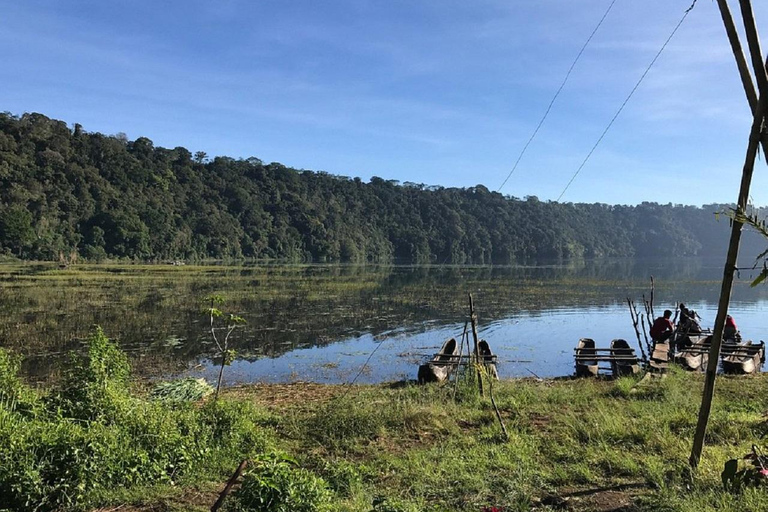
452 321 468 401
211 459 249 512
739 0 768 94
689 56 768 468
468 293 484 396
717 0 768 156
717 0 759 109
487 372 509 441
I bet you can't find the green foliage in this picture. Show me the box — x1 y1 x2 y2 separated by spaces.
55 326 131 420
0 330 275 511
149 377 214 402
369 496 420 512
0 349 38 413
0 112 763 263
228 454 332 512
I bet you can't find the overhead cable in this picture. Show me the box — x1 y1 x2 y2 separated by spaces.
556 0 699 202
497 0 618 192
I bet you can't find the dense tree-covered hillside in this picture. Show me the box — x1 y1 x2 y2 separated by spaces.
0 112 761 263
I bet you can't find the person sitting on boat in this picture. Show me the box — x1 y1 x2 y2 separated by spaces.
678 303 702 334
724 314 740 341
650 310 675 342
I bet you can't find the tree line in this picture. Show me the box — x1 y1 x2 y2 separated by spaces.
0 112 762 263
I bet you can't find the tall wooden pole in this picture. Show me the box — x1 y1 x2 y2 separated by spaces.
691 0 768 469
739 0 768 94
468 293 484 396
717 0 759 108
689 66 768 468
717 0 768 155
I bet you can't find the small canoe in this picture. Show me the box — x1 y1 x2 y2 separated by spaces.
610 339 640 377
721 340 765 375
674 334 711 371
478 339 499 379
417 338 459 384
575 338 599 377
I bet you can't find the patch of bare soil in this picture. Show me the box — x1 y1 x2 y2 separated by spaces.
91 486 220 512
223 382 346 410
537 483 646 512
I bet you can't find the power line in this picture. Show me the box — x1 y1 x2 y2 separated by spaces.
556 0 699 202
497 0 618 192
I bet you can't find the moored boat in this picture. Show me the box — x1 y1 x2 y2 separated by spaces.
417 338 459 383
674 334 711 371
610 338 640 376
478 339 499 379
575 338 599 377
721 340 765 375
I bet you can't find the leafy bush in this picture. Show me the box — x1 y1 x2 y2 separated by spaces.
228 454 331 512
54 326 131 421
0 348 39 415
0 328 272 511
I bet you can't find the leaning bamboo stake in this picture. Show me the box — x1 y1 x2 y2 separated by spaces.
690 55 768 468
487 371 509 441
211 459 249 512
468 293 484 397
452 322 468 401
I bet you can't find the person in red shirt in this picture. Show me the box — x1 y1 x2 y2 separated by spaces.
724 314 740 341
650 310 675 342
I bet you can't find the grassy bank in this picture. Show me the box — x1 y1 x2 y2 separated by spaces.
2 330 768 511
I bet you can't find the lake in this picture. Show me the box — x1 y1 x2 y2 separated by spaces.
1 258 767 385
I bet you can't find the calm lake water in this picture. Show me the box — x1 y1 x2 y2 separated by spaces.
2 258 767 385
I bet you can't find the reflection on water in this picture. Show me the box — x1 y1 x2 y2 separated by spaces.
2 257 768 384
194 300 768 385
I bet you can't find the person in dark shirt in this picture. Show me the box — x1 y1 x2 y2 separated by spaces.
650 309 675 342
678 303 702 334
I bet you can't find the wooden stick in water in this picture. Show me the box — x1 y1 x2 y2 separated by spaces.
453 321 468 401
468 293 484 397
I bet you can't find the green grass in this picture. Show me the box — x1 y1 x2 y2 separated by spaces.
3 334 768 511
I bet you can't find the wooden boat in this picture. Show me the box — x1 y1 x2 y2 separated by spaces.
478 339 499 379
417 338 459 383
721 340 765 375
610 339 640 376
575 338 599 377
674 334 711 371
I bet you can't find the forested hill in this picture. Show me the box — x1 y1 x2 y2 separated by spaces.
0 112 763 264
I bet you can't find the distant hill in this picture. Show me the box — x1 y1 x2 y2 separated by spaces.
0 112 764 264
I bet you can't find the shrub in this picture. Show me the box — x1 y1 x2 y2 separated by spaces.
228 454 331 512
55 326 131 421
0 328 272 511
0 348 39 416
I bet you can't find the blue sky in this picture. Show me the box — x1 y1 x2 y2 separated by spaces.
3 0 768 205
